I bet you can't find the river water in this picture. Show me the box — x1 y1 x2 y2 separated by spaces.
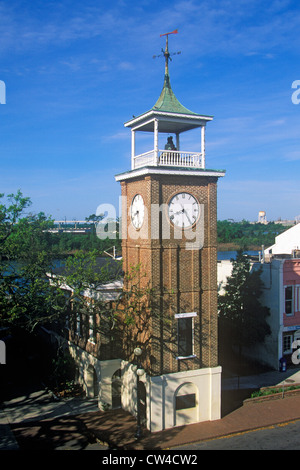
217 250 259 261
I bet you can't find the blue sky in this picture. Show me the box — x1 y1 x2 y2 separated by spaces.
1 0 300 222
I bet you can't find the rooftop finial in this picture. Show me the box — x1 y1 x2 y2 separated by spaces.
153 29 181 77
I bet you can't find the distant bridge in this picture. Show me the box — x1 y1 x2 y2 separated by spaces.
47 220 95 233
54 220 95 226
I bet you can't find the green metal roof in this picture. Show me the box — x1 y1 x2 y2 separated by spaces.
152 73 198 116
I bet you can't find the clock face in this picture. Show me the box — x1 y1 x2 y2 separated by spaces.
168 192 200 228
130 194 145 229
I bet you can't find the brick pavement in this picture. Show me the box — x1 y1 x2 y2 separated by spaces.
6 391 300 450
2 369 300 450
79 393 300 450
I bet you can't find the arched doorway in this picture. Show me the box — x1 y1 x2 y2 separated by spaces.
174 382 198 427
138 380 147 428
111 369 122 409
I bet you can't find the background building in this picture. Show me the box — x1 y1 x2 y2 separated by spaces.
264 223 300 256
218 224 300 370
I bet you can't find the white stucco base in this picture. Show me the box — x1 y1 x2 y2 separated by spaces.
148 366 222 432
121 362 222 432
68 342 222 433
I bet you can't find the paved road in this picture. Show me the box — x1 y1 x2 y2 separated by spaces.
173 419 300 450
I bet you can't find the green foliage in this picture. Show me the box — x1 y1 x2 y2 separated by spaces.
0 191 171 375
114 263 151 327
63 250 117 289
49 349 77 387
251 385 300 398
46 213 121 255
218 250 271 355
0 192 61 329
217 219 291 248
0 190 31 249
49 231 121 254
57 250 122 327
0 191 124 332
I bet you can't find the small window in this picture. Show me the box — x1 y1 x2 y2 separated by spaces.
178 318 193 357
175 312 197 359
283 334 293 353
285 286 294 315
295 286 300 313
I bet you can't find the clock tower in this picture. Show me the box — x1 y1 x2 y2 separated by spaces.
115 32 225 432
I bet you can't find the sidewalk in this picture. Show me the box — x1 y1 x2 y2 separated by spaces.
78 392 300 450
1 369 300 450
0 387 101 450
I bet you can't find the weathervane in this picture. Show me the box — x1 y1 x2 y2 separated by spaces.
153 29 181 75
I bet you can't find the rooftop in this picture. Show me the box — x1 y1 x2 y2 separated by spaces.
115 165 225 182
123 32 215 172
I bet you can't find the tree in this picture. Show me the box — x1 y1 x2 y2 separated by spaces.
0 190 31 248
0 191 63 330
0 192 177 380
0 192 128 395
111 264 155 367
53 259 157 370
217 219 291 248
54 259 177 375
218 250 271 369
85 213 105 226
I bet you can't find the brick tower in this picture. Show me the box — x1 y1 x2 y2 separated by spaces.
115 32 225 431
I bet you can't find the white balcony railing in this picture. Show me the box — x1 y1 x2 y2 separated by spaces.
133 150 204 170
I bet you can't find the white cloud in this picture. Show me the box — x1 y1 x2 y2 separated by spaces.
102 131 128 142
118 61 134 71
284 151 300 161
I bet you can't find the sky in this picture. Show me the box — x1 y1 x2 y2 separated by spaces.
1 0 300 223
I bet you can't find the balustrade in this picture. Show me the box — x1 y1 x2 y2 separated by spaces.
133 150 204 169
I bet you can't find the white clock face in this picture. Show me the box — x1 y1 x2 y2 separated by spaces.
130 194 145 229
168 192 200 228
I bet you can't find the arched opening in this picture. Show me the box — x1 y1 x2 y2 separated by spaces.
174 382 198 427
138 380 147 428
111 369 122 409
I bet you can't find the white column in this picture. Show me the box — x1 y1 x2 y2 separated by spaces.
154 119 159 165
201 126 206 169
131 130 136 169
176 133 180 151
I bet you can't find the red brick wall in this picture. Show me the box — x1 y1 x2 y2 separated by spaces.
121 173 219 375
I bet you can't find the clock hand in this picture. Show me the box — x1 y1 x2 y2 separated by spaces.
180 205 193 225
185 211 193 225
174 209 184 216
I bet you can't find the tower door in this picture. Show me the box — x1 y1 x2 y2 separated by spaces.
111 369 122 409
138 381 147 428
